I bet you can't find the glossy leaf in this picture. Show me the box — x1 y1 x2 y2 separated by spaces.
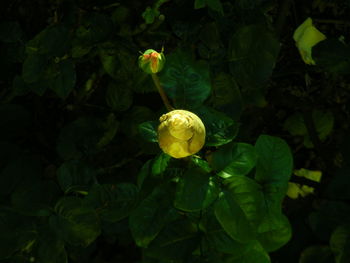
129 185 179 247
159 49 211 109
51 197 101 247
194 106 238 146
174 168 219 211
145 219 199 260
151 153 171 176
211 142 257 178
214 190 255 243
85 183 139 222
138 121 158 143
57 160 96 194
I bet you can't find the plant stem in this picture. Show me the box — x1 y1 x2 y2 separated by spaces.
151 73 174 111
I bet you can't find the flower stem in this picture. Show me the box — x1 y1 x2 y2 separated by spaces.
151 73 174 111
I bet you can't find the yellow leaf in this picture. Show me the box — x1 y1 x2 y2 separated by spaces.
293 17 326 65
294 168 322 182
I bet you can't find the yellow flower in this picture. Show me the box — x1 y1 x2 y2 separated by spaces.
293 17 326 65
158 110 206 158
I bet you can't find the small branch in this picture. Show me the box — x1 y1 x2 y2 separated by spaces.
151 73 174 111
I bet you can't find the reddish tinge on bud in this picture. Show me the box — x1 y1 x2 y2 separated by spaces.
138 49 165 74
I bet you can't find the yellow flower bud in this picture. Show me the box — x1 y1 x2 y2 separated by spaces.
293 17 326 65
158 110 206 158
138 49 165 74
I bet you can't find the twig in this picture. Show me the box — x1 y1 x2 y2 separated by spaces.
151 73 174 111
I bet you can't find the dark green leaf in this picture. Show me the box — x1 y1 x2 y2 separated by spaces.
26 25 71 57
309 201 350 241
22 54 48 83
214 190 255 243
51 197 101 247
129 185 179 247
228 25 280 88
49 59 76 98
212 142 257 178
85 183 139 222
224 175 264 228
207 0 224 14
56 117 105 160
57 160 96 194
138 121 158 143
37 226 67 263
330 224 350 263
105 80 133 111
314 38 350 74
194 106 238 146
299 246 335 263
11 180 59 216
145 219 199 260
174 168 219 211
255 135 293 187
159 49 211 109
194 0 206 9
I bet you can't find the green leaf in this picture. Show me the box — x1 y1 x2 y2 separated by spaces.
313 38 350 74
0 209 36 259
256 212 291 252
37 226 67 263
207 0 224 14
174 168 219 212
85 183 139 222
201 207 255 255
309 201 350 241
105 80 133 112
194 0 206 9
255 135 293 187
224 175 264 228
129 185 179 247
194 106 238 146
284 110 334 148
210 73 243 121
26 24 71 57
56 117 105 160
76 12 113 44
138 121 158 143
214 190 255 243
142 7 159 24
57 160 96 194
299 246 335 263
22 54 48 83
51 197 101 247
49 59 76 98
226 241 271 263
159 49 211 109
151 153 171 176
212 142 257 178
330 224 350 263
145 219 199 260
228 25 280 88
137 159 153 189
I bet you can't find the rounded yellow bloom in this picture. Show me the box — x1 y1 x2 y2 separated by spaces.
158 110 206 158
